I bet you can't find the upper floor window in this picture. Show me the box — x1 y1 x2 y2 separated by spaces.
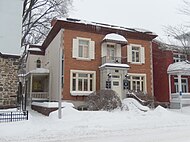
132 46 140 62
36 59 41 68
173 53 186 63
107 44 115 61
79 39 89 58
127 44 145 64
72 37 95 60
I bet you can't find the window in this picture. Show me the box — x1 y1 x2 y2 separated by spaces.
132 46 140 62
72 37 95 60
127 44 145 64
36 59 41 68
79 39 89 58
71 70 96 93
173 53 186 63
128 74 146 92
107 44 115 61
174 78 188 93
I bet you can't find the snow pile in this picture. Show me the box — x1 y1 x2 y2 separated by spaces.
1 102 190 142
100 63 130 68
29 68 49 74
122 98 149 112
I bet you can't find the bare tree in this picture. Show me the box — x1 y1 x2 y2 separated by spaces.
164 0 190 56
22 0 72 47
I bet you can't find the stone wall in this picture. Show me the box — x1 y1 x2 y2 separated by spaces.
0 53 20 108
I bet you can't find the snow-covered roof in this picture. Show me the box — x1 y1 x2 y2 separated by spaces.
28 47 42 52
100 63 130 69
28 68 49 74
57 18 157 36
103 33 128 45
167 61 190 75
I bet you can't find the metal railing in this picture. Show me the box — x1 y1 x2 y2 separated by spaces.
102 56 127 64
31 92 49 99
0 111 28 123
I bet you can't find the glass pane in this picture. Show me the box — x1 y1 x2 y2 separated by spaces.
79 46 83 57
137 81 140 91
90 74 93 78
73 73 76 77
90 79 93 91
79 40 89 46
83 46 89 58
132 52 135 62
136 52 139 62
72 79 76 91
132 81 136 91
84 79 88 91
78 79 82 91
79 73 88 78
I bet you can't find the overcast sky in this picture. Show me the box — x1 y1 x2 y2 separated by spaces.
70 0 189 42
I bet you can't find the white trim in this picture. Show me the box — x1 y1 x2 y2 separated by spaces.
127 73 147 93
70 70 96 96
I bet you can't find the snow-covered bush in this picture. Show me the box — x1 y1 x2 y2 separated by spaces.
86 89 122 111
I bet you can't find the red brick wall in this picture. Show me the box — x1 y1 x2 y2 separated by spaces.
152 42 173 102
62 29 155 101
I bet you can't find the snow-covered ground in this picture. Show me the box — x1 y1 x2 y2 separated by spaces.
1 98 190 142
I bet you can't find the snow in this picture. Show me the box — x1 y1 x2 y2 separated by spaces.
28 68 49 74
58 18 156 36
103 33 128 42
167 61 190 74
28 47 42 52
100 63 130 68
32 101 74 108
2 98 190 142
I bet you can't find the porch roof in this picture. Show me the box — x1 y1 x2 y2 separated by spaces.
167 61 190 75
26 68 49 76
99 63 130 69
102 33 128 46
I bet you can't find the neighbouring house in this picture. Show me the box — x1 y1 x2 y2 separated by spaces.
0 52 20 108
152 40 190 108
24 18 157 109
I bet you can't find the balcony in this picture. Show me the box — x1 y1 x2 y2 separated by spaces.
102 56 127 64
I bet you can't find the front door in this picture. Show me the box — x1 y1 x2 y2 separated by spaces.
111 75 122 99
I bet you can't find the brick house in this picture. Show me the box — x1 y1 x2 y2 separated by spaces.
0 52 20 108
152 40 190 108
24 18 157 108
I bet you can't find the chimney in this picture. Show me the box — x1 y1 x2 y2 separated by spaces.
51 18 57 27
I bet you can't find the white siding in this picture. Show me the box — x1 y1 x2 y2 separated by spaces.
72 38 78 58
45 29 63 101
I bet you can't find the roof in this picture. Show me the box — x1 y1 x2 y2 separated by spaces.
167 61 190 75
26 68 49 76
102 33 128 45
0 52 20 59
37 18 157 52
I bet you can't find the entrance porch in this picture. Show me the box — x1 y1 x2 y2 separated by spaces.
167 61 190 108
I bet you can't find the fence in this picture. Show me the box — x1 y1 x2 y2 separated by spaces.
0 111 28 123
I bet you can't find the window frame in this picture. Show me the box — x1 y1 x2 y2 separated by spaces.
70 70 96 96
127 73 147 93
127 44 145 64
173 53 187 63
174 77 188 93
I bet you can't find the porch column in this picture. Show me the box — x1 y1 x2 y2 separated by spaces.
168 74 171 101
178 74 182 93
29 74 33 106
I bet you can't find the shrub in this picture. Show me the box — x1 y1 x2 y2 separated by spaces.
86 89 122 111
